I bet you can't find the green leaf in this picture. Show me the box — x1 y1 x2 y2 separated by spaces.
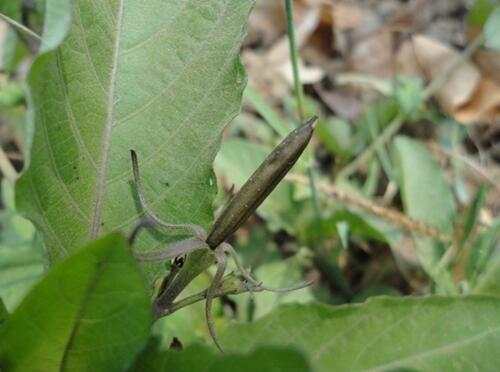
0 82 24 108
394 76 423 120
394 136 456 232
315 117 353 161
484 6 500 49
474 253 500 297
460 184 488 247
222 297 500 371
39 0 72 53
394 136 456 292
130 340 312 372
0 233 151 372
470 220 500 289
16 0 253 267
336 221 349 249
468 0 500 27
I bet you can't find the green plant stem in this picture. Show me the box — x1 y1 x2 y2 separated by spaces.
283 1 323 260
154 250 214 319
0 13 41 41
338 32 485 180
284 0 305 122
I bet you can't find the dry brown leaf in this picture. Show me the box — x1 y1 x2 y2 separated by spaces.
332 2 363 31
314 86 363 121
454 79 500 123
243 7 323 103
397 35 500 123
348 29 393 77
397 35 480 110
245 0 286 47
475 49 500 86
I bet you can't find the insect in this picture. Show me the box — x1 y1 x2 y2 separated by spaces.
130 115 317 352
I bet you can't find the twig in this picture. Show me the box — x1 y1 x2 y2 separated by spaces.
285 173 453 243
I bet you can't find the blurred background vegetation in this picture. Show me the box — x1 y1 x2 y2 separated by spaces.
0 0 499 346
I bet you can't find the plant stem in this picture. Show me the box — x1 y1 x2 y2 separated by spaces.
0 13 41 41
284 0 305 122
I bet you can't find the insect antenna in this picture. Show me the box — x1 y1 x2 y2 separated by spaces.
130 149 206 239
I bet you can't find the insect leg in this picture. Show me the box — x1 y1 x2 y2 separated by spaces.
130 150 206 239
222 243 315 293
132 237 207 261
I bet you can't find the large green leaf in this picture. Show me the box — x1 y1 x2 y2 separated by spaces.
130 340 311 372
39 0 72 53
393 136 455 234
222 297 500 371
0 233 151 371
393 136 456 292
17 0 253 264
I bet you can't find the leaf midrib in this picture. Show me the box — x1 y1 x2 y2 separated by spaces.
58 257 107 370
89 0 124 239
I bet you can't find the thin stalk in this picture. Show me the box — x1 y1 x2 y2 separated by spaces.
284 0 305 121
284 1 324 262
0 13 41 41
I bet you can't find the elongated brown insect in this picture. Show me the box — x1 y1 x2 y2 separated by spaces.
206 115 317 248
130 115 317 352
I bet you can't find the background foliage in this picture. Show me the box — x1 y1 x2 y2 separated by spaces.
0 0 499 370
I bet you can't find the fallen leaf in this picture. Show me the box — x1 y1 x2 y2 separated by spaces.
454 79 500 123
332 2 363 31
397 35 480 110
475 49 500 86
243 7 322 102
